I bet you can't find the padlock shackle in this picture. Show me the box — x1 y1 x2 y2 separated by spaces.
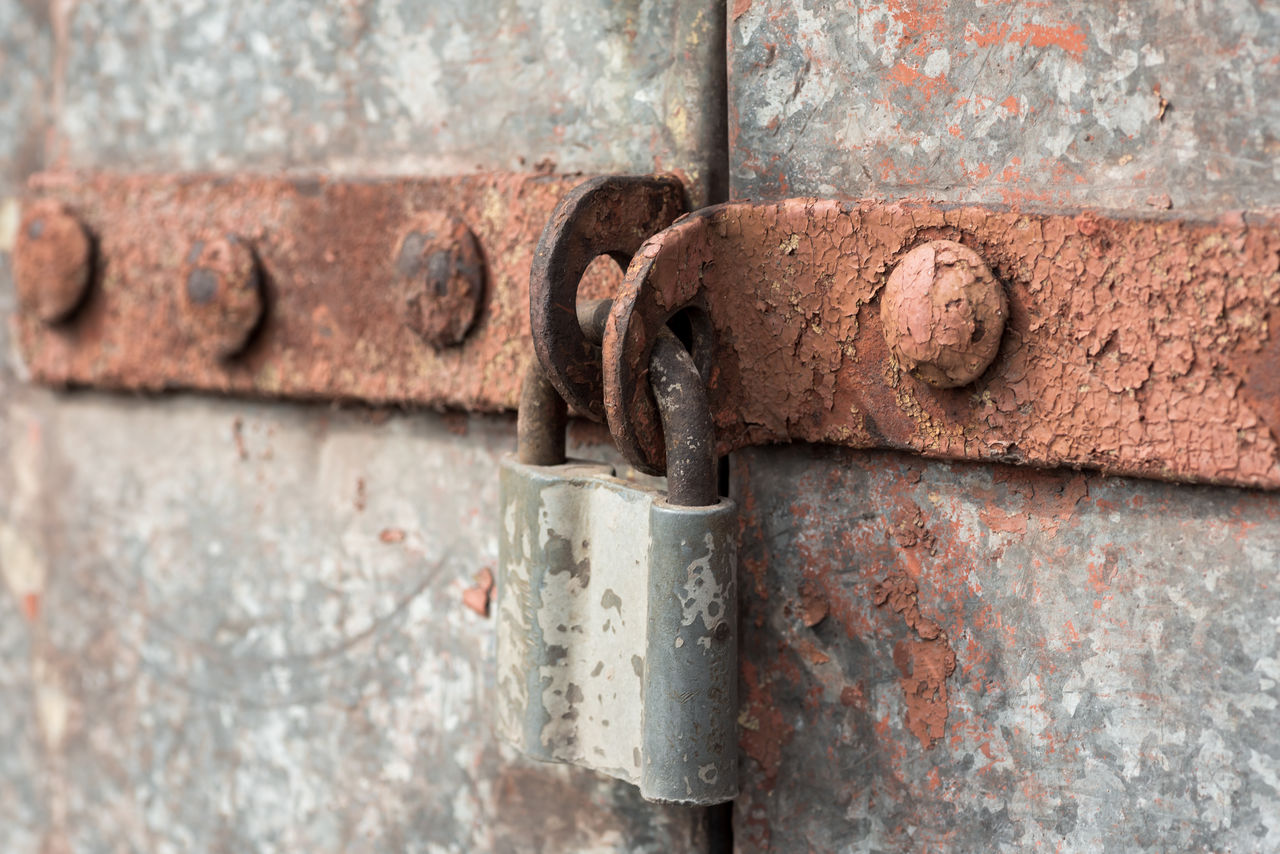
650 328 717 508
516 300 610 465
517 363 567 465
518 298 717 507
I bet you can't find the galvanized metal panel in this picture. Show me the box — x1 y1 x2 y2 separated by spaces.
58 0 726 205
732 445 1280 853
729 0 1280 210
729 3 1280 850
0 2 52 845
0 393 715 853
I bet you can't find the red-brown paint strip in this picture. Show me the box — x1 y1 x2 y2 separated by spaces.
15 172 620 412
605 200 1280 487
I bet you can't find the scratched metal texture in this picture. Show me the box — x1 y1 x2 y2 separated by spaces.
0 4 52 850
728 0 1280 211
0 0 724 850
496 458 739 804
0 395 716 853
56 0 727 206
732 446 1280 853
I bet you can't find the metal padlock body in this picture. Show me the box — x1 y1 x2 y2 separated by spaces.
496 456 738 805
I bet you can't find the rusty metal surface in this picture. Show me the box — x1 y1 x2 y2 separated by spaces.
15 172 624 409
648 330 719 507
880 240 1007 389
728 0 1280 211
724 3 1280 852
393 212 486 351
13 199 93 324
732 445 1280 853
0 392 714 853
603 199 1280 486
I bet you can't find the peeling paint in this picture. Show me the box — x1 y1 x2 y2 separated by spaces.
608 199 1280 486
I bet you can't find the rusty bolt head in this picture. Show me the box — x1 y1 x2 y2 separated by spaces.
394 213 485 350
880 239 1007 388
13 200 93 324
180 236 262 360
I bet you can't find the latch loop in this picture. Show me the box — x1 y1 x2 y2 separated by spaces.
529 175 686 422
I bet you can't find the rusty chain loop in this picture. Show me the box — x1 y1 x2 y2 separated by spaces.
519 296 717 506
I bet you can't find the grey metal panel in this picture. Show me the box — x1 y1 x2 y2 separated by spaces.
728 4 1280 850
643 498 738 804
0 4 51 846
731 445 1280 853
0 1 49 189
58 0 727 204
729 0 1280 210
0 392 712 853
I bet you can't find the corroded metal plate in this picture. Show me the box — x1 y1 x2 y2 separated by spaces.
605 201 1280 487
15 171 620 411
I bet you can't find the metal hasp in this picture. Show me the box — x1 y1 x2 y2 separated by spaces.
496 304 737 804
603 200 1280 487
18 172 1280 489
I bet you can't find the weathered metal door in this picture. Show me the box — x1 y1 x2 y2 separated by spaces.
2 2 1278 853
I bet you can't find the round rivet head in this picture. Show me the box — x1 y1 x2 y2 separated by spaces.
880 239 1007 388
394 213 485 350
180 235 262 360
13 200 93 324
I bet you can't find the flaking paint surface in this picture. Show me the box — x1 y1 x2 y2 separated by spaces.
532 475 650 779
610 200 1280 486
733 445 1280 853
0 0 725 846
16 172 621 411
497 460 739 804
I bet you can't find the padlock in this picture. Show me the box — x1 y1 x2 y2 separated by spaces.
495 325 738 805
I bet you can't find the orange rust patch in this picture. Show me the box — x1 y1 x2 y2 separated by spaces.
840 682 867 709
967 21 1089 59
797 578 829 627
462 567 495 617
739 658 796 788
875 571 957 748
792 637 831 665
887 61 951 100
